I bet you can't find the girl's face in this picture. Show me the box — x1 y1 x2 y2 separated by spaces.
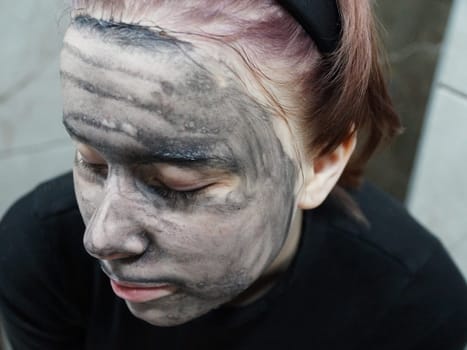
61 20 299 326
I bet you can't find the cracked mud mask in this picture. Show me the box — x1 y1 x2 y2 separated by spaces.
61 17 298 326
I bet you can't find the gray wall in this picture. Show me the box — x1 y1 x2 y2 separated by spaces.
0 4 70 346
368 0 453 200
0 1 73 217
408 0 467 279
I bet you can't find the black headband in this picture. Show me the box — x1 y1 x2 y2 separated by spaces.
278 0 341 54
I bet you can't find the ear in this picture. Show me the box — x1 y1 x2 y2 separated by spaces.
297 133 357 209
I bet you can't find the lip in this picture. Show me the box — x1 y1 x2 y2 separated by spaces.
110 279 177 303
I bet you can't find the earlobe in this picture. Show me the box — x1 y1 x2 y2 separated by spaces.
297 134 357 210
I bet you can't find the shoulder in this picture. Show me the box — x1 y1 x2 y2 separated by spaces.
0 171 89 309
309 181 443 278
345 181 439 273
0 170 86 271
308 182 467 346
1 171 79 229
0 172 84 262
6 171 78 220
324 181 467 298
0 172 94 347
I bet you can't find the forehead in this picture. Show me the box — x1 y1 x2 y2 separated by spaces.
61 16 239 115
60 17 294 172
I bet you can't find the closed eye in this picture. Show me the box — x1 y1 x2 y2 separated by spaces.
145 178 212 202
75 150 109 180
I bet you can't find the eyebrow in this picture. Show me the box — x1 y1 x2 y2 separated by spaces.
63 113 239 172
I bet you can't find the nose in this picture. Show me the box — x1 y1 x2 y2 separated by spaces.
84 190 149 261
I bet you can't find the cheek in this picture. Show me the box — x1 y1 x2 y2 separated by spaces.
148 195 290 278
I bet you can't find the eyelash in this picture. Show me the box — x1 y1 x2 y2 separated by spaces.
148 184 200 201
76 156 108 179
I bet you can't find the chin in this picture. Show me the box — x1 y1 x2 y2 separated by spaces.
126 302 193 327
125 297 227 327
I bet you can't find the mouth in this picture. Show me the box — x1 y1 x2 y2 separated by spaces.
100 263 177 303
110 279 177 303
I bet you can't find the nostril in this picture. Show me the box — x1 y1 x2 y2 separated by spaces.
83 241 113 260
84 243 139 261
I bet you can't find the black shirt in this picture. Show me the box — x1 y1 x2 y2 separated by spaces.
0 172 466 349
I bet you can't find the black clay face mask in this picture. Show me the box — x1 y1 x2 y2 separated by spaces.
61 18 298 326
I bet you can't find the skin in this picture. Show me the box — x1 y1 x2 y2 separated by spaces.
61 16 302 327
